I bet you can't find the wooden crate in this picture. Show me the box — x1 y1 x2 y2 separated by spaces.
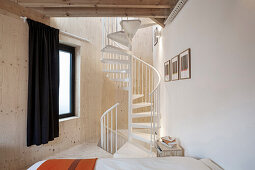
156 141 184 157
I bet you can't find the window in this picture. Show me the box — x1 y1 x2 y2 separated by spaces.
59 44 75 119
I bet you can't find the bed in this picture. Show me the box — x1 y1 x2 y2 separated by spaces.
28 157 223 170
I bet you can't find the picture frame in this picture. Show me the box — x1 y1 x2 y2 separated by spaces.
164 60 171 82
179 48 191 79
171 55 179 81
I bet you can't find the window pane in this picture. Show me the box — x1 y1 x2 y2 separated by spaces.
59 50 71 115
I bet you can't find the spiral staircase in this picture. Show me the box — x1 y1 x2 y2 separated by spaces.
99 18 161 157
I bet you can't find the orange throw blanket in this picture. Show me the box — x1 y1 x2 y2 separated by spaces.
38 159 98 170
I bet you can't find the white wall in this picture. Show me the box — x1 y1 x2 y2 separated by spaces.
153 0 255 169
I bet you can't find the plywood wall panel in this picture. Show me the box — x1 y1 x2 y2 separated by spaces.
0 14 153 169
0 14 107 169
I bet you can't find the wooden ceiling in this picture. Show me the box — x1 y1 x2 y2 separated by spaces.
1 0 179 27
15 0 178 26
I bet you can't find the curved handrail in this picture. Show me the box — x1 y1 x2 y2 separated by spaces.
100 103 119 121
100 103 119 154
131 54 161 96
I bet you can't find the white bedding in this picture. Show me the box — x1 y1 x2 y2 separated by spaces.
28 157 222 170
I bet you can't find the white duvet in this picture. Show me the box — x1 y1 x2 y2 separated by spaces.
29 157 222 170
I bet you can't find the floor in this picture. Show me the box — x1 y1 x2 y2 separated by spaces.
114 142 156 158
46 143 113 159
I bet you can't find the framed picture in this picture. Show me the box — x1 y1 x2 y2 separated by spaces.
164 61 170 82
171 55 179 81
179 49 191 79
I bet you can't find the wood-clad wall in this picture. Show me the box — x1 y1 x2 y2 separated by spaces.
0 14 153 169
0 15 113 169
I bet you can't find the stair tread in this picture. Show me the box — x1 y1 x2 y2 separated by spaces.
131 122 151 128
132 102 152 109
103 69 129 73
107 31 131 47
132 112 157 118
132 94 144 100
101 58 130 64
132 132 152 144
101 45 131 57
110 78 129 82
132 122 160 129
120 20 141 38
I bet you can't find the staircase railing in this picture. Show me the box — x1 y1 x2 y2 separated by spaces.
100 103 119 154
101 17 161 152
101 17 130 90
131 54 161 146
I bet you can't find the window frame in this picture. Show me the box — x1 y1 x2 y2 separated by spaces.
59 44 75 119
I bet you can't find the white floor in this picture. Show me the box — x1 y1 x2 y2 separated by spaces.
45 136 154 160
114 142 156 158
46 143 113 159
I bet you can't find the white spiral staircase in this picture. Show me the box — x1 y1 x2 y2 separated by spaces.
100 18 161 157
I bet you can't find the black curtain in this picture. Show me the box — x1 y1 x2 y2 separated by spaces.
27 19 59 146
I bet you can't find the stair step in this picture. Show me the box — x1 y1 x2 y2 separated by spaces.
132 112 158 118
107 31 131 47
132 123 152 129
131 132 152 144
110 78 129 82
101 58 130 64
120 20 141 38
132 94 144 100
103 69 129 73
101 45 131 57
132 123 161 129
132 102 151 109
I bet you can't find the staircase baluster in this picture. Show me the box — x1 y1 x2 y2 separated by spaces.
150 94 153 151
139 61 141 94
101 117 103 148
116 106 118 153
153 91 156 143
111 110 113 153
151 72 155 95
157 86 160 133
134 60 136 93
107 18 110 45
145 65 147 102
112 18 115 81
142 64 143 101
107 113 109 152
149 68 151 103
104 116 106 150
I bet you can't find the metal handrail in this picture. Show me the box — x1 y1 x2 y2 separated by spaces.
100 103 119 154
131 54 161 96
100 103 119 121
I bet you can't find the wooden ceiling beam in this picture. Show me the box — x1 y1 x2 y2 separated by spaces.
0 0 49 24
33 7 171 18
150 18 165 28
18 0 176 9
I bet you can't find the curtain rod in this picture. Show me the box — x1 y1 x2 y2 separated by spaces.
20 17 90 43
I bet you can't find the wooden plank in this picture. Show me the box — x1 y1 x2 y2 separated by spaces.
150 18 165 28
18 0 177 8
34 7 171 18
0 0 49 24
